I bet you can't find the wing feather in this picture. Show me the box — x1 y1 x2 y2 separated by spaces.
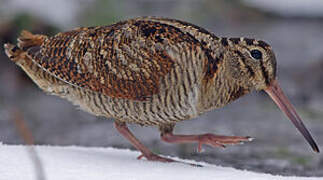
26 19 200 100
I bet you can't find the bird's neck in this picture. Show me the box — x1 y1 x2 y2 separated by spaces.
197 57 250 113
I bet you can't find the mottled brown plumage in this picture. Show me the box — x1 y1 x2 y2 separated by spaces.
4 17 319 163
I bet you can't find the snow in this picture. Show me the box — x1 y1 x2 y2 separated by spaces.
0 145 320 180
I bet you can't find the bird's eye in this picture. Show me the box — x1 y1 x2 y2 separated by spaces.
250 49 262 60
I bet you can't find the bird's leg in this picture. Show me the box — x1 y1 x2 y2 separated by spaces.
114 122 174 162
160 125 252 152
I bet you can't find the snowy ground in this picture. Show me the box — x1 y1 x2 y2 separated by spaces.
0 144 320 180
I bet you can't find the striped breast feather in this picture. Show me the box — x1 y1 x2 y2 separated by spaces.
26 26 176 101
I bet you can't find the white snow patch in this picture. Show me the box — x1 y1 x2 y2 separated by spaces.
0 144 319 180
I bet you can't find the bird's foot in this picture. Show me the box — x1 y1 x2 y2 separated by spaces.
137 153 175 162
161 133 253 152
137 153 202 167
196 134 253 152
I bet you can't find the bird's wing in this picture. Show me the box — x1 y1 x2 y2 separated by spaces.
26 20 199 101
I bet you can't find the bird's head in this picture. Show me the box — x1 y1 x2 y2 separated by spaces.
223 37 276 90
222 37 319 153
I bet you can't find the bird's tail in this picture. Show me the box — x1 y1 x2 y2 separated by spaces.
17 30 47 50
4 30 47 63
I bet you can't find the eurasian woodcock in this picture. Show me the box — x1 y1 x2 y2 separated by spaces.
4 17 319 162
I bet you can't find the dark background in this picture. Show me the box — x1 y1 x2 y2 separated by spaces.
0 0 323 176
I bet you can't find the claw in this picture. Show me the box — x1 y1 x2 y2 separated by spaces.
247 137 254 142
137 154 144 160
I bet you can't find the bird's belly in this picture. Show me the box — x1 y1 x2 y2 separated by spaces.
55 84 200 126
113 89 199 126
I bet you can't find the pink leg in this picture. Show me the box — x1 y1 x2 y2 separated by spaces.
161 132 253 152
114 122 174 162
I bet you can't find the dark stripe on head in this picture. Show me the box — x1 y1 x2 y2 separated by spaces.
234 50 255 77
258 40 270 49
259 60 270 85
229 38 240 44
221 38 228 46
244 38 254 46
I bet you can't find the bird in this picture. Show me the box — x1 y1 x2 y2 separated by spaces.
4 16 319 162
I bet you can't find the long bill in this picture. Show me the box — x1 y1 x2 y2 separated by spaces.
265 80 319 153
